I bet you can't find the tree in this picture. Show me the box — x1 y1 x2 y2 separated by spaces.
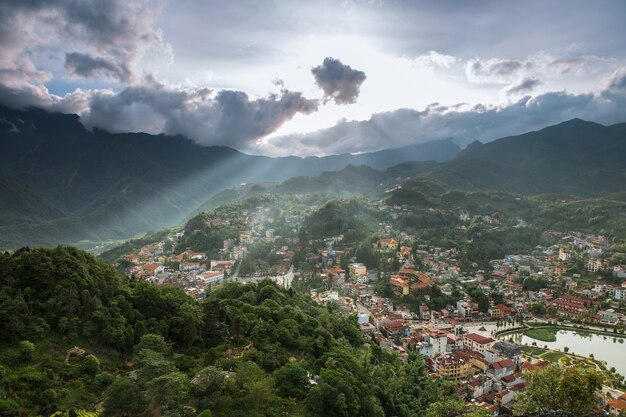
81 354 101 375
512 364 603 416
146 372 190 414
135 333 171 355
18 340 35 362
273 362 310 399
103 377 144 417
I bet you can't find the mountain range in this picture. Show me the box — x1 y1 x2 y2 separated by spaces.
1 106 625 250
0 106 459 249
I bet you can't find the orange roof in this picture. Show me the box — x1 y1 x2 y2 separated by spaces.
390 277 409 288
608 399 626 410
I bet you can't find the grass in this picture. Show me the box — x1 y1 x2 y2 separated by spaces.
542 351 566 362
523 327 558 342
521 346 546 356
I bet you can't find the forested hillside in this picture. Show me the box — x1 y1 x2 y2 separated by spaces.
0 247 463 417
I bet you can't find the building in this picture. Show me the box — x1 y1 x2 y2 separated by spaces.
491 341 522 366
490 358 515 379
430 352 470 381
554 263 568 276
196 270 224 284
608 286 626 301
558 248 572 262
552 299 588 318
608 399 626 415
457 301 473 320
463 333 496 354
379 238 398 250
348 263 367 280
142 263 164 276
586 257 606 273
210 260 235 273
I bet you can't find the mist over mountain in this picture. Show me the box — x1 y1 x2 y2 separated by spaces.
0 106 459 249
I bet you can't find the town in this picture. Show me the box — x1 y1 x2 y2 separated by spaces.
112 195 626 416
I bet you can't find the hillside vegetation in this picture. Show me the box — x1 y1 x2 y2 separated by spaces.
0 247 459 417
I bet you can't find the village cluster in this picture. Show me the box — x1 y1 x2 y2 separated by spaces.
117 203 626 415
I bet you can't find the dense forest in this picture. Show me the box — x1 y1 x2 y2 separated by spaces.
0 246 472 417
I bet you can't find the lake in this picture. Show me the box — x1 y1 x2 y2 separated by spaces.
502 329 626 376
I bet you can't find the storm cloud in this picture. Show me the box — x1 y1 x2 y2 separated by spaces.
0 0 167 103
311 57 367 104
82 82 319 150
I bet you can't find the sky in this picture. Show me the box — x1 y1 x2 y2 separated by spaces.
1 0 626 156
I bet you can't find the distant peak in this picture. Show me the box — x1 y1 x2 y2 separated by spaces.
464 140 483 150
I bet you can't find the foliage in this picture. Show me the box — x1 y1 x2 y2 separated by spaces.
300 199 379 242
512 364 604 416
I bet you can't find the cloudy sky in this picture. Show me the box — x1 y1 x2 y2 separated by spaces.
1 0 626 156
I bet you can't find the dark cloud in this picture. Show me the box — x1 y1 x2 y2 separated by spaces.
506 78 542 96
311 57 367 104
266 73 626 156
82 82 319 149
0 0 166 87
65 52 131 82
466 58 532 84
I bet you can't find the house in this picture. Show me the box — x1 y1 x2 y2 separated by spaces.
349 263 367 280
180 262 201 271
142 263 164 277
382 321 408 337
457 301 473 320
491 304 516 318
196 270 224 284
554 263 568 276
586 257 606 273
608 286 626 301
379 238 398 250
491 341 522 366
558 248 572 262
463 333 496 354
608 399 626 415
210 260 235 273
598 309 622 325
490 358 515 379
466 375 493 399
419 304 431 321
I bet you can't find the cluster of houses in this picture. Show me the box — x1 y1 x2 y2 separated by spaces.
118 204 302 298
123 243 236 298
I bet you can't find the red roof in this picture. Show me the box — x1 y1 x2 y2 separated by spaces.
501 374 516 383
496 303 516 313
385 321 405 330
465 333 495 345
492 358 514 370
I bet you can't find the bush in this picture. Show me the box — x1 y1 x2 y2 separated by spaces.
81 354 101 374
95 371 115 389
18 340 36 362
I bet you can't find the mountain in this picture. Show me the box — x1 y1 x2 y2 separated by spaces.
0 106 459 250
429 119 626 196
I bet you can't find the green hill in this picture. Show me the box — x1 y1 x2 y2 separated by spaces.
429 119 626 196
0 246 453 417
